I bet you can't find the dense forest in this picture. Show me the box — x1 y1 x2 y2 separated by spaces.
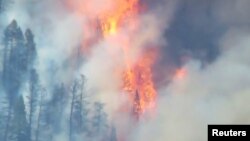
0 20 116 141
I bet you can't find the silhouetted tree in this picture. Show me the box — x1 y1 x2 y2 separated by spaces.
35 88 47 141
43 83 67 141
69 80 78 141
1 20 37 141
25 29 37 69
0 93 9 140
12 97 30 141
2 20 26 141
91 102 109 139
69 76 90 141
27 69 39 141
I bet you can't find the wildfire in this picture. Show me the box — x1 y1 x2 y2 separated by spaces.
67 0 157 118
99 0 139 36
123 50 157 116
98 0 157 118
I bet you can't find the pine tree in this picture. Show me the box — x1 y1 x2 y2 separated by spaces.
35 88 47 141
12 97 30 141
50 83 67 132
25 29 37 69
2 20 26 141
0 93 9 140
27 69 39 141
91 102 109 138
2 20 37 141
2 20 26 99
69 80 78 141
78 76 89 134
69 76 90 141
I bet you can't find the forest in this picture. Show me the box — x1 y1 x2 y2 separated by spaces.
0 18 116 141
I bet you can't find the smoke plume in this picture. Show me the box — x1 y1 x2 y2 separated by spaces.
0 0 250 141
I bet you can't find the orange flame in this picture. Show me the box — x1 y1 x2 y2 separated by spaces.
99 0 139 36
98 0 157 117
67 0 157 118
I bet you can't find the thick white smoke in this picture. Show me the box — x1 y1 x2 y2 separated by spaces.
1 0 250 141
132 28 250 141
131 1 250 140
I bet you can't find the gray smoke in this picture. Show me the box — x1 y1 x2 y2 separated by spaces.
1 0 250 141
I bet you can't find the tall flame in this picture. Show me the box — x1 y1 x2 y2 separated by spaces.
98 0 157 118
99 0 139 36
67 0 157 118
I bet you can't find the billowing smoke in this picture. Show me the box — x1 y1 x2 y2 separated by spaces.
132 28 250 141
0 0 250 141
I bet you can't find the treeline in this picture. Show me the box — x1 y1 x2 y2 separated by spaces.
0 20 117 141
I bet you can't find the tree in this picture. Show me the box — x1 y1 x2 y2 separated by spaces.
2 20 26 141
4 96 30 141
2 20 26 99
69 80 78 141
25 29 37 69
132 90 142 121
74 75 89 133
69 76 89 141
0 92 9 140
2 98 13 141
42 83 67 141
91 102 109 139
27 69 39 141
12 97 30 141
1 20 37 141
35 88 47 141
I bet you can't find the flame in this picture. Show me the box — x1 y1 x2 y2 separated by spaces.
67 0 157 118
123 51 157 116
98 0 157 117
99 0 139 36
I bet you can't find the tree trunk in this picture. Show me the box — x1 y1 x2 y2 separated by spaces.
69 82 77 141
3 103 12 141
35 94 42 141
29 97 33 141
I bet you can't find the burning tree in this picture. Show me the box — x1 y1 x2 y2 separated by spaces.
132 90 142 121
69 0 157 119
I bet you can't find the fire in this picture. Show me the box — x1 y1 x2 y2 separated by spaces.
67 0 157 118
99 0 139 36
123 51 157 116
98 0 157 118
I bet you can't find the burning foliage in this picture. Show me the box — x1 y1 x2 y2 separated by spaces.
68 0 157 119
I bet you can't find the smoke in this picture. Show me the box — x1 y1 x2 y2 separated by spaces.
132 28 250 141
3 0 86 86
131 1 250 141
1 0 250 141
